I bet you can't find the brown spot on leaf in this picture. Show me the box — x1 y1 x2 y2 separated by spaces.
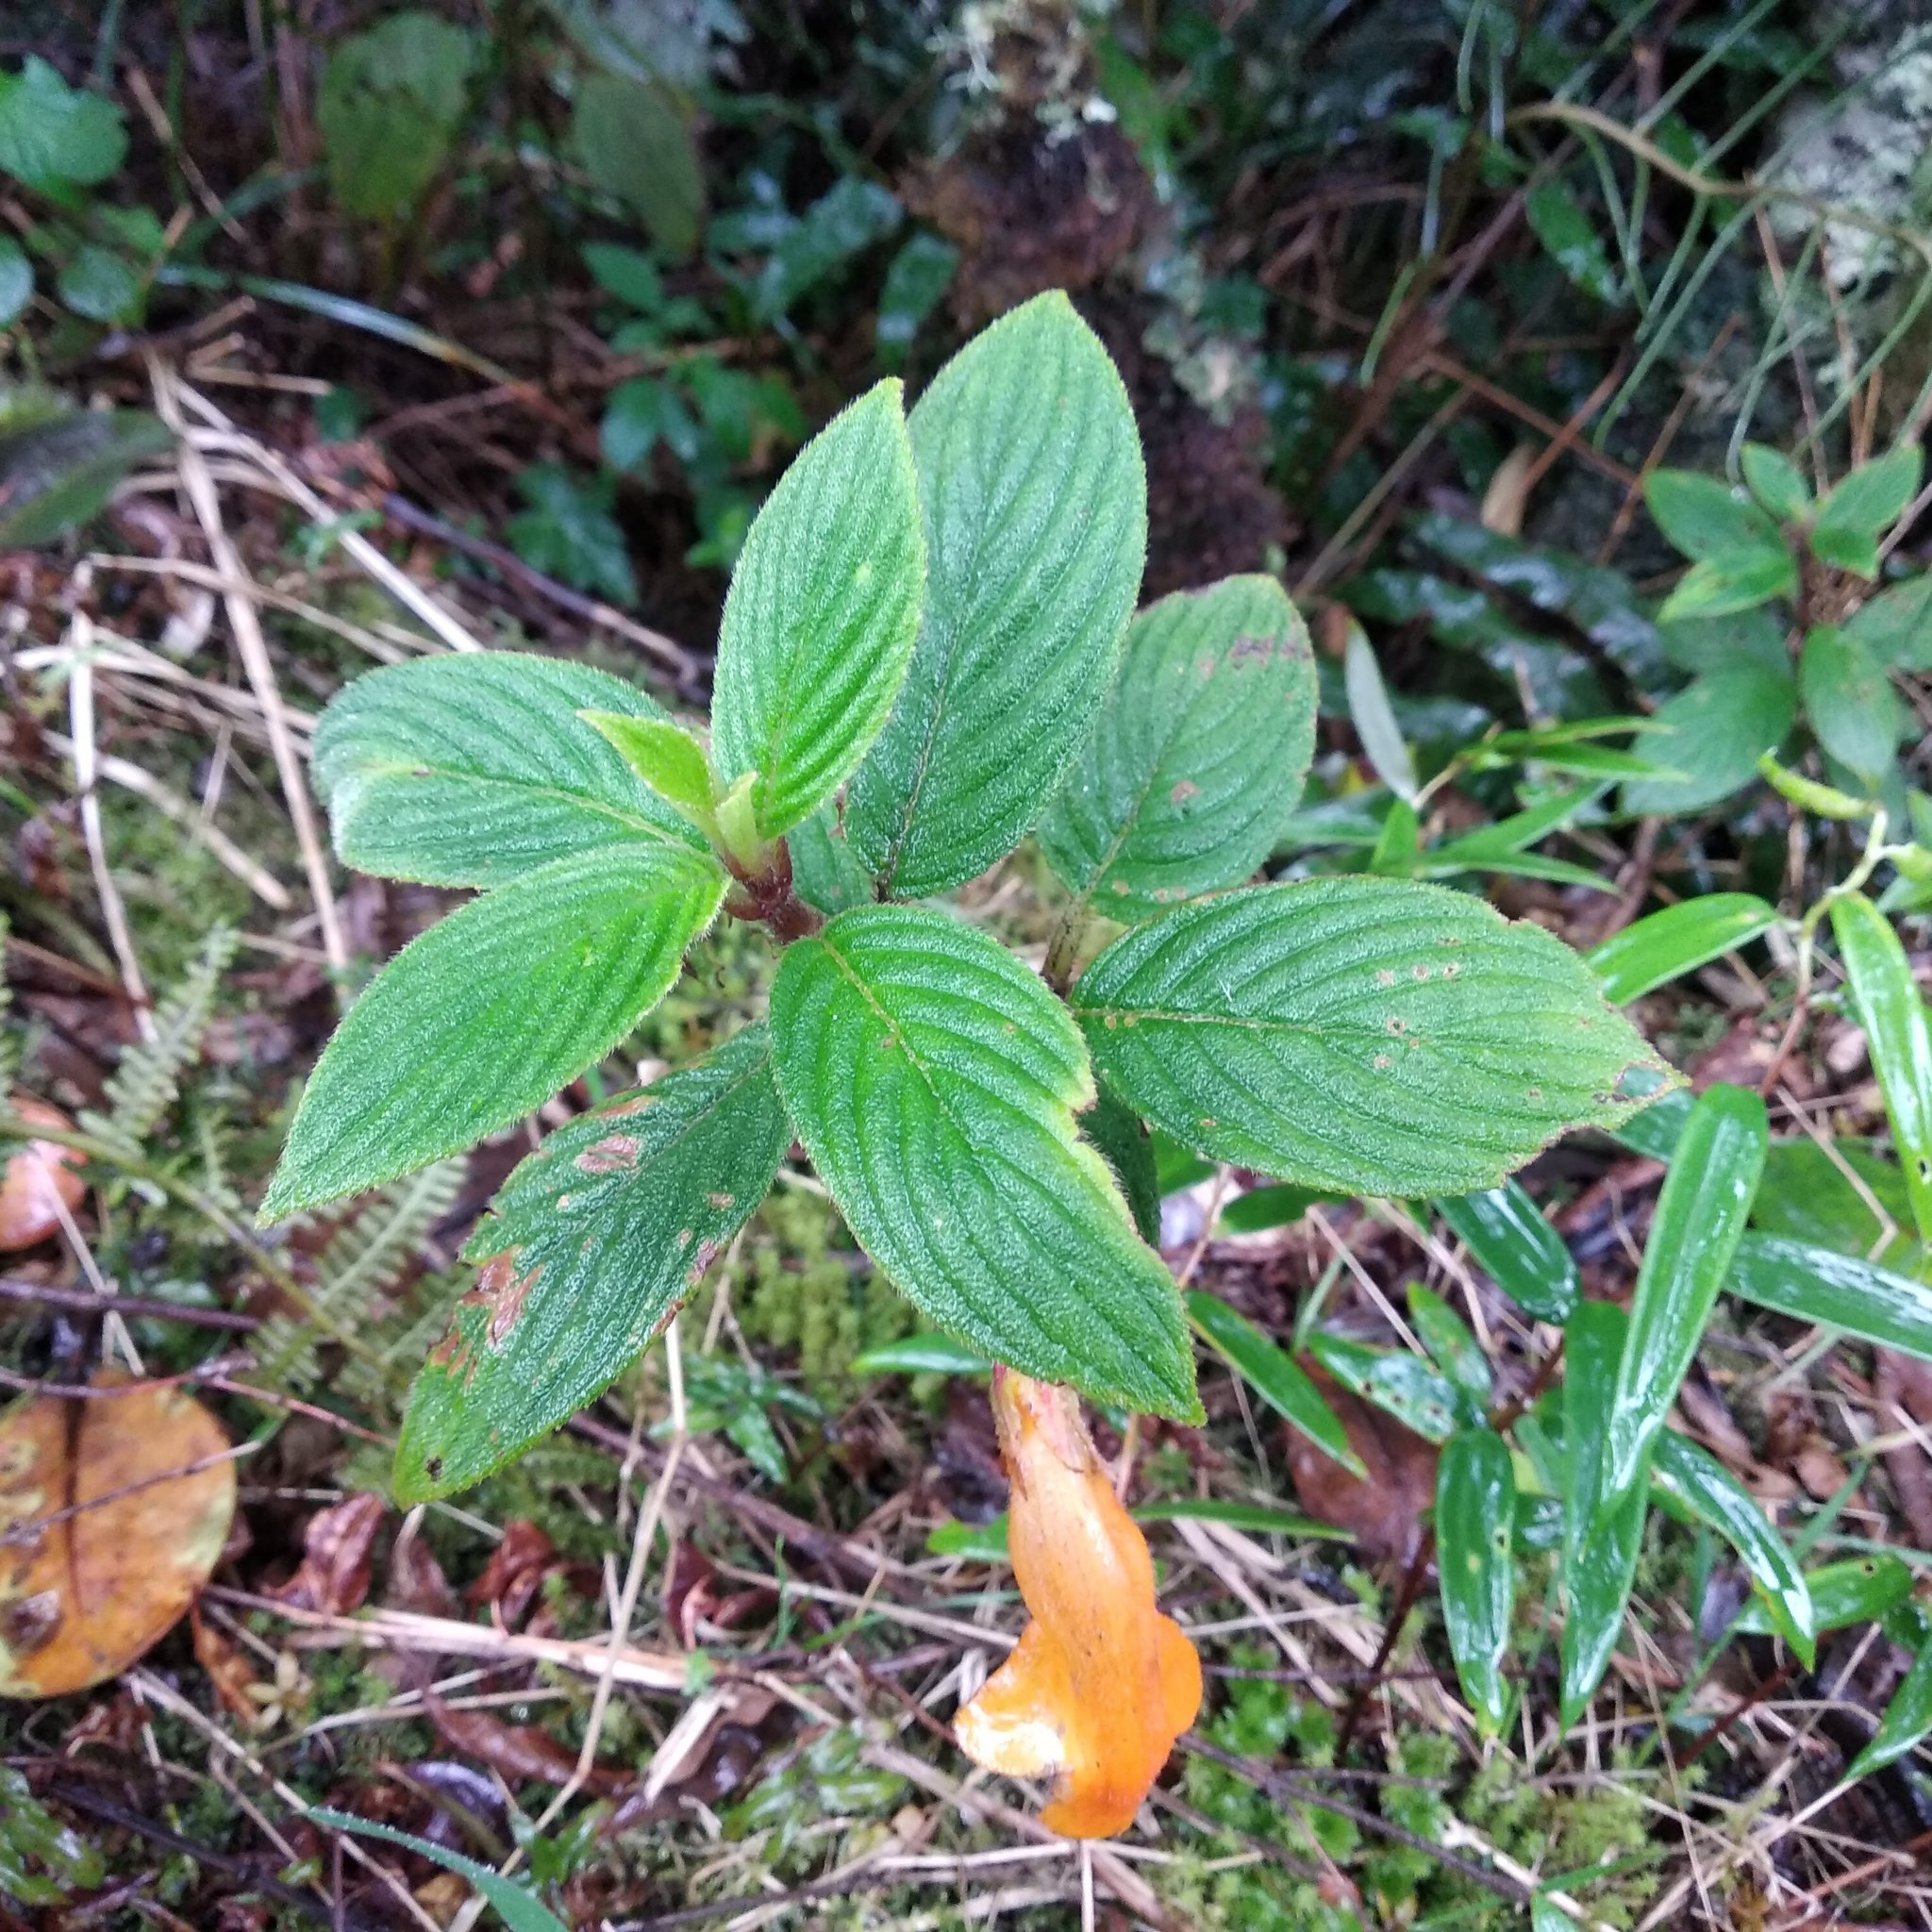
575 1134 641 1175
1169 779 1200 806
707 1191 735 1209
471 1251 541 1349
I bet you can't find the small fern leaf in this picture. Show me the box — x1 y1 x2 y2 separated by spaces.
83 927 237 1155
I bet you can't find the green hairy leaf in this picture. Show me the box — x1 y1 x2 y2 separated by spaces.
1831 891 1932 1242
1187 1291 1365 1476
1041 576 1316 920
1072 877 1665 1198
1080 1080 1162 1247
396 1027 790 1500
710 380 924 840
1587 893 1780 1005
1651 1429 1811 1660
1604 1083 1766 1499
261 845 724 1221
312 653 704 888
580 710 717 833
768 905 1197 1419
1437 1182 1578 1324
847 292 1147 898
1560 1300 1645 1724
1436 1427 1515 1735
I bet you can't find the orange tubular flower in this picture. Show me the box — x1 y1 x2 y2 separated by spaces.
954 1369 1201 1838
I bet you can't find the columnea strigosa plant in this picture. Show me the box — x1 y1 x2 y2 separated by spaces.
264 290 1662 1831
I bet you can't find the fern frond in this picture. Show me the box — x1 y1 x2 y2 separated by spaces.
81 927 237 1156
255 1158 465 1399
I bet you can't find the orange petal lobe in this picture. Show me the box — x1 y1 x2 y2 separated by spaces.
954 1371 1201 1839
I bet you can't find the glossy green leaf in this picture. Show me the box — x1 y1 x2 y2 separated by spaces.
1438 1182 1579 1324
308 1810 567 1932
1588 893 1780 1005
1751 1139 1915 1261
1740 444 1810 524
1306 1333 1459 1442
750 177 900 324
1831 891 1932 1243
1188 1291 1366 1476
1436 1427 1515 1734
1407 1284 1491 1412
1605 1083 1766 1498
1621 666 1796 817
1524 179 1619 305
768 906 1196 1418
1039 575 1317 921
1080 1080 1163 1247
1728 1233 1932 1362
1343 623 1419 805
1650 1429 1811 1661
1645 471 1784 561
847 292 1146 898
395 1028 789 1500
853 1334 992 1376
1814 443 1923 555
710 381 924 841
1730 1556 1911 1639
312 654 703 889
261 846 724 1221
1657 547 1798 623
1801 625 1907 784
1850 1631 1932 1776
1073 878 1666 1198
1560 1300 1646 1724
579 710 716 834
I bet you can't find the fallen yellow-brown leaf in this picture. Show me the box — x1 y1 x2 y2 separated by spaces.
0 1368 237 1697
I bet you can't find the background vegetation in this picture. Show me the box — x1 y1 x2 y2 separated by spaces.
5 0 1932 1925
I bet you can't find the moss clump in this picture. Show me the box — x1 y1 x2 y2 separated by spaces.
738 1186 910 1393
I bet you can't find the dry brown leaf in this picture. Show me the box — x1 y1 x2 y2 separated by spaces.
1479 443 1536 537
0 1094 85 1251
267 1491 385 1616
1284 1363 1438 1564
466 1519 555 1627
191 1606 263 1725
425 1690 629 1795
0 1368 236 1696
